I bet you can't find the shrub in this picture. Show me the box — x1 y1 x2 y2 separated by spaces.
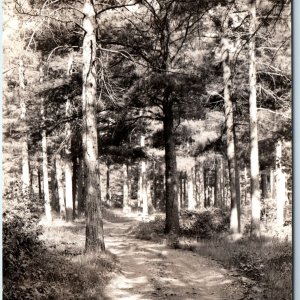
180 208 230 239
133 216 165 240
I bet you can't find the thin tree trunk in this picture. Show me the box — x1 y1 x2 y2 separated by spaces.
147 179 154 213
141 160 148 218
270 168 275 199
127 163 132 201
153 161 157 209
187 168 195 210
38 167 42 201
199 160 205 208
82 0 105 252
163 102 179 233
214 160 219 207
65 158 73 222
249 0 261 237
106 163 111 206
123 163 130 213
64 46 74 222
19 59 30 191
50 164 59 212
77 157 84 215
219 157 224 208
138 165 142 208
261 172 268 199
243 166 248 206
183 175 187 208
275 139 285 227
222 37 241 234
194 165 199 206
41 98 52 222
72 155 78 219
56 154 66 219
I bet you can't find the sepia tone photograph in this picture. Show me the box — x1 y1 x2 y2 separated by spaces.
2 0 292 299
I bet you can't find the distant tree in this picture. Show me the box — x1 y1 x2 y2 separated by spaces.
18 58 31 191
248 0 261 237
41 97 52 222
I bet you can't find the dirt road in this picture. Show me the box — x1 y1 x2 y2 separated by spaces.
103 218 245 300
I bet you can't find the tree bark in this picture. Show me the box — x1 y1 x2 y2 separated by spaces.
123 163 130 213
187 168 195 210
72 155 78 219
163 102 179 233
222 37 241 234
275 139 285 227
106 163 111 206
82 0 105 252
38 167 42 201
64 98 74 222
41 98 52 222
56 154 66 219
19 59 30 191
77 157 84 215
153 161 157 209
249 0 261 237
199 160 205 208
141 160 148 218
65 158 73 222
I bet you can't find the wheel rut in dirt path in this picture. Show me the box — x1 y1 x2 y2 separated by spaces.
103 219 245 300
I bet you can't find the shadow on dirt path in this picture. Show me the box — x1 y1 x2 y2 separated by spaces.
103 217 245 300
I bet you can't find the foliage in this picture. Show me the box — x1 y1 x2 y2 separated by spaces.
133 216 165 241
3 182 44 299
180 208 230 239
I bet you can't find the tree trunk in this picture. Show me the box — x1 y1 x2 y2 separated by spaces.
199 160 205 208
153 161 157 209
141 160 148 218
147 180 154 213
72 155 78 219
249 0 261 237
275 139 285 227
123 163 130 213
50 164 59 212
41 98 52 222
187 168 195 210
222 38 240 234
19 59 30 191
106 163 111 206
56 154 66 219
214 160 220 207
270 168 275 199
77 157 84 215
163 103 179 233
261 172 268 199
82 0 105 252
127 164 132 200
38 167 42 201
137 169 142 208
65 158 73 222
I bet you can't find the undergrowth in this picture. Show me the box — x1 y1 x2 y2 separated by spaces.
3 183 117 300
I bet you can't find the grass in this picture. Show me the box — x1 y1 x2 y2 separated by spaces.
132 212 292 300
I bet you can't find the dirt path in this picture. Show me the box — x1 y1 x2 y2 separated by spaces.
103 218 245 300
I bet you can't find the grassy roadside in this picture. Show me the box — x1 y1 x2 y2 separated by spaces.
4 218 118 300
4 206 118 300
130 211 292 300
